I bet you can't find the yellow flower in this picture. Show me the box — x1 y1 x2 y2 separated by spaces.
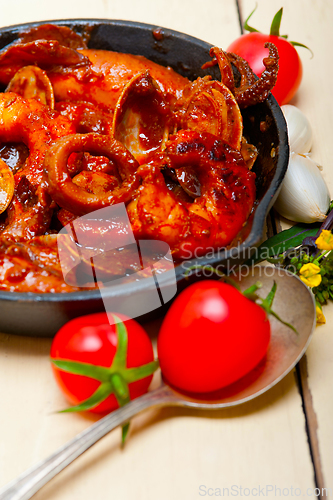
299 263 322 288
315 230 333 250
316 305 326 325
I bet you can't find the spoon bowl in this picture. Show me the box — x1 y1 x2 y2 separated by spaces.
0 267 316 500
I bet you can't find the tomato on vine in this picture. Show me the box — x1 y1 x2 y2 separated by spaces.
50 312 158 442
227 6 312 105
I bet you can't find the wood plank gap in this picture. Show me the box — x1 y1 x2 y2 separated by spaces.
295 356 327 499
265 210 278 239
235 0 244 34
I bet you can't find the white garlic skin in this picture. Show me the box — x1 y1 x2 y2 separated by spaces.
282 104 313 154
274 153 330 223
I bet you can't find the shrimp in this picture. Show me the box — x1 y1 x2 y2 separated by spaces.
127 130 256 259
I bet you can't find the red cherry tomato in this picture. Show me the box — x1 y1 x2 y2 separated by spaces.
157 281 270 393
50 312 156 413
227 32 302 106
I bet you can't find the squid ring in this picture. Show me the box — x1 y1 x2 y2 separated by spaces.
45 133 140 215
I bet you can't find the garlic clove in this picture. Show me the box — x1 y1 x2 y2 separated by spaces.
282 104 313 154
274 152 330 223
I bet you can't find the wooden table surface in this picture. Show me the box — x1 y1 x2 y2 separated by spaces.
0 0 332 499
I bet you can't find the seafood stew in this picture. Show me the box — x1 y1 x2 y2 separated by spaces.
0 21 283 292
0 20 288 335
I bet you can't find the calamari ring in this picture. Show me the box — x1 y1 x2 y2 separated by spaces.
45 133 140 216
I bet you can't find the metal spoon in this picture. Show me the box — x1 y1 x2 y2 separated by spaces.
0 267 316 500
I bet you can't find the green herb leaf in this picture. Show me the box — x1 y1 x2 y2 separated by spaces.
245 224 320 265
269 8 283 36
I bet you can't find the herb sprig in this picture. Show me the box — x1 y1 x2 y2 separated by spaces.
248 202 333 324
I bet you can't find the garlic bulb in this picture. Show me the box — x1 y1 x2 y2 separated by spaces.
282 104 313 154
274 153 330 223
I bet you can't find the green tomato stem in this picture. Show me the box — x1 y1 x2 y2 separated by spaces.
243 281 262 300
121 423 130 446
110 314 129 371
58 382 114 413
51 359 111 382
124 360 160 383
242 4 312 58
111 373 130 402
290 41 314 57
269 8 283 36
261 281 277 309
243 3 260 33
258 282 298 334
54 313 158 446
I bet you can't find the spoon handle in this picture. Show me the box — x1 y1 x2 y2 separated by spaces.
0 385 175 500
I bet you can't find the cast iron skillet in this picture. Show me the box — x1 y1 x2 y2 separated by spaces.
0 19 289 336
